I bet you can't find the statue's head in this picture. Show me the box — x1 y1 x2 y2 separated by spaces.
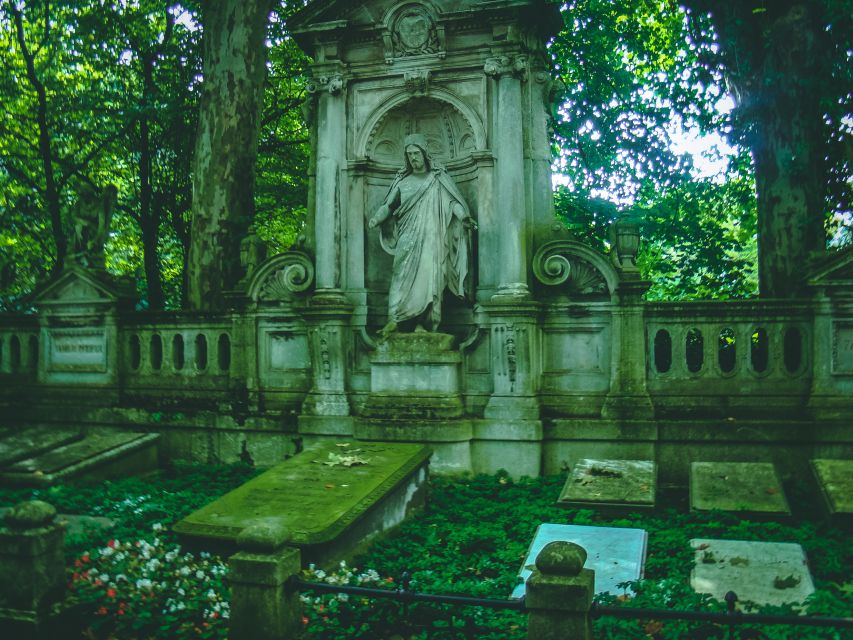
403 133 430 173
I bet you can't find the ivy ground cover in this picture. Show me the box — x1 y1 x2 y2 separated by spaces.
0 467 849 639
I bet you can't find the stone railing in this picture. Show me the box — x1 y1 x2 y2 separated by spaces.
644 300 814 417
0 315 40 380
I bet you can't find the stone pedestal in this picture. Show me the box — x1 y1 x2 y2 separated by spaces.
356 333 471 472
0 501 66 639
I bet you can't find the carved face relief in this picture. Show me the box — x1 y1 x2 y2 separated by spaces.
392 8 437 56
406 145 427 173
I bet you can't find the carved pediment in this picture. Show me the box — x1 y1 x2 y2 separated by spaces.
33 266 126 307
248 251 316 304
808 245 853 289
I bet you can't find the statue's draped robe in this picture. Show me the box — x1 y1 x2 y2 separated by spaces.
379 169 470 327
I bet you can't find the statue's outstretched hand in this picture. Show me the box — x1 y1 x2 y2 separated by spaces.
463 216 479 230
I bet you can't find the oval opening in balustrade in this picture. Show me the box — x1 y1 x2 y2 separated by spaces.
784 327 802 373
130 335 141 370
28 335 38 369
686 328 704 373
173 334 185 370
218 334 231 371
718 328 736 373
654 329 672 373
195 334 208 370
751 328 768 373
150 334 163 370
10 335 21 370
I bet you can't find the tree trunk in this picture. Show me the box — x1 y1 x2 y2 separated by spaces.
687 1 829 297
139 56 165 310
186 0 273 310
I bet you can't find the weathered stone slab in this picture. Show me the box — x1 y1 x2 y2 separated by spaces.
811 459 853 520
690 462 790 517
558 459 655 510
0 508 113 540
174 441 431 566
690 539 815 608
1 430 159 486
0 426 82 468
511 523 647 599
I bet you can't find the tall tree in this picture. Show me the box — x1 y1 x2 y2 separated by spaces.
684 0 852 297
186 0 275 310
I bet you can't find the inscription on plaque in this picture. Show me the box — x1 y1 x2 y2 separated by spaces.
48 329 108 372
832 322 853 374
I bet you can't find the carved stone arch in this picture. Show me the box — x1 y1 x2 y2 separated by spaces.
532 240 620 301
247 251 315 304
356 89 486 165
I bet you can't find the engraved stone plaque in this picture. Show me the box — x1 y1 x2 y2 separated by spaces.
47 328 107 372
268 332 310 371
831 321 853 373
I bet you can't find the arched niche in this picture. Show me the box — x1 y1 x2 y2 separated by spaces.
356 90 486 167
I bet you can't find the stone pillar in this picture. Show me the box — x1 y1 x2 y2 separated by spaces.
0 501 65 638
603 276 655 421
526 541 594 640
310 68 346 292
485 55 529 299
808 287 853 420
300 294 354 424
229 522 302 640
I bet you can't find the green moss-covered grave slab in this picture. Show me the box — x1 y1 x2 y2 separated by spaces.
557 458 656 510
811 458 853 521
174 441 431 564
689 461 790 517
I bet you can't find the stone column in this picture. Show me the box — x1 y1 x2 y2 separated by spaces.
0 501 65 637
310 69 346 292
526 541 594 640
485 55 529 300
229 522 302 640
603 276 655 420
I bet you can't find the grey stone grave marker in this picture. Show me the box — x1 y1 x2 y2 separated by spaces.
690 462 790 517
511 523 647 599
558 458 656 510
690 538 815 608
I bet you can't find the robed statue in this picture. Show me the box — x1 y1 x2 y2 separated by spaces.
369 134 476 337
66 180 117 270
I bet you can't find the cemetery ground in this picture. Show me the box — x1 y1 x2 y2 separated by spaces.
0 464 850 640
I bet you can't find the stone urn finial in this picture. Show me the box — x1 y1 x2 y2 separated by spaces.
535 541 587 576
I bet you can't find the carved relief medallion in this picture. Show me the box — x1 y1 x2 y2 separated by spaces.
392 6 438 57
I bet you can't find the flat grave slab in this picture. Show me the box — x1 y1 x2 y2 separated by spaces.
174 441 431 566
0 426 82 468
810 459 853 521
558 459 656 510
0 430 159 486
511 523 647 599
690 538 815 608
690 462 790 517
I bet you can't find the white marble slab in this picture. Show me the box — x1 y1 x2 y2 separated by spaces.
511 523 647 599
690 538 815 608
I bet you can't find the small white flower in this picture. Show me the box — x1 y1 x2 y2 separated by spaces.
152 523 164 532
98 573 110 582
136 578 153 590
178 587 186 596
196 570 205 580
337 593 349 603
179 566 191 576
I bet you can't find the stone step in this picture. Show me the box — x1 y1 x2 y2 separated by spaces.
0 430 160 487
0 426 83 468
689 461 791 518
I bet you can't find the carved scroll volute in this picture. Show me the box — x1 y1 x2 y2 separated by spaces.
248 251 316 304
532 240 611 297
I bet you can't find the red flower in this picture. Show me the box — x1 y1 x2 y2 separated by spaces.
72 572 80 581
96 607 108 616
74 559 82 568
94 580 103 587
106 588 117 599
302 616 309 625
107 539 116 548
117 609 125 616
81 553 90 563
211 612 219 619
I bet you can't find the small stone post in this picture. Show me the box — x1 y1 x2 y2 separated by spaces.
229 521 302 640
0 501 66 638
526 541 594 640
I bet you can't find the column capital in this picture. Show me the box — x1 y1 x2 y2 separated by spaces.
484 54 528 81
